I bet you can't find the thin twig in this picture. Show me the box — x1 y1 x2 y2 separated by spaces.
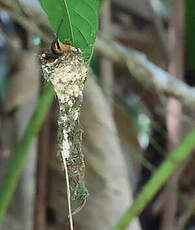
71 199 87 216
62 155 74 230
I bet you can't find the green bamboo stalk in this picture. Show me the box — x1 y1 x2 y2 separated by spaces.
0 83 55 228
113 129 195 230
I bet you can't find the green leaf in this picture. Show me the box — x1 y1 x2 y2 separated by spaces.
38 0 99 62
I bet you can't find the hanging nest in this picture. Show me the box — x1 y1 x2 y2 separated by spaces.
41 47 89 207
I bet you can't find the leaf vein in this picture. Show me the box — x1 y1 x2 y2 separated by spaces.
69 7 95 34
82 0 98 17
63 0 74 43
73 25 91 48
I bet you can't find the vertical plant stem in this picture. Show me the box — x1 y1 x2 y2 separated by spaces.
0 83 55 229
162 0 185 229
34 113 51 230
100 0 113 106
62 155 73 230
112 128 195 230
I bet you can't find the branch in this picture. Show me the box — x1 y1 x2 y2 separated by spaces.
95 37 195 108
112 128 195 230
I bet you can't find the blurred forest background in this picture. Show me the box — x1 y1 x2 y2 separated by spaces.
0 0 195 230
